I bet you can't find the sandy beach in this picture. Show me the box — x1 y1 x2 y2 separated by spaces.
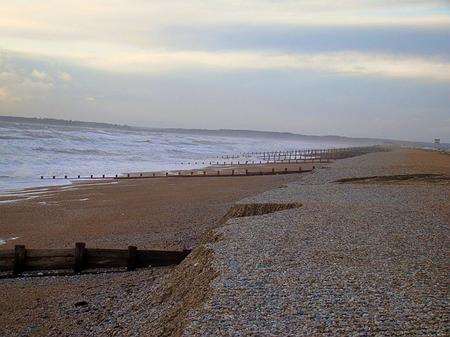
0 163 317 250
0 149 448 336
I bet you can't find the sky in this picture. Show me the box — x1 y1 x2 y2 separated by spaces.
0 0 449 142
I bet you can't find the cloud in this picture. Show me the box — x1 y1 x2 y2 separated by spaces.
0 56 55 102
0 87 13 101
31 69 50 81
8 46 448 82
58 71 72 82
1 1 448 82
1 1 448 32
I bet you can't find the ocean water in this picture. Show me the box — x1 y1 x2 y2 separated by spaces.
0 120 352 193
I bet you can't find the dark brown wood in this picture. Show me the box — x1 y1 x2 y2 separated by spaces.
136 249 190 267
0 250 15 258
0 257 14 271
127 246 137 271
25 256 74 270
0 245 191 274
86 249 128 258
74 242 86 273
13 245 26 275
86 256 127 268
27 249 73 258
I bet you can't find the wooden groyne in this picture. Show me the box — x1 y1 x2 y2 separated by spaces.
40 166 313 180
0 243 190 277
39 145 386 181
214 145 384 161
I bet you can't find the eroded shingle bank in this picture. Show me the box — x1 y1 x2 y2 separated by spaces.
150 149 449 337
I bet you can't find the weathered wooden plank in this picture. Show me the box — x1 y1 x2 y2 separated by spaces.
136 250 190 267
0 250 14 258
0 257 14 271
27 249 74 258
86 249 129 259
86 256 128 268
1 247 191 273
25 256 74 270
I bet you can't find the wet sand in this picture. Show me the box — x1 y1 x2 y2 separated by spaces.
0 163 316 250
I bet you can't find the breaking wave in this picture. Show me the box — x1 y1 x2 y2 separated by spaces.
0 119 348 192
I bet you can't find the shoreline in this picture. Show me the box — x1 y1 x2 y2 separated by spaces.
1 148 448 336
0 162 319 250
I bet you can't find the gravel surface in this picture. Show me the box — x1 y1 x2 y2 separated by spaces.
180 149 449 336
0 266 175 337
1 149 448 336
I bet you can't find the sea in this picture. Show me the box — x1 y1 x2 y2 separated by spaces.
0 119 361 193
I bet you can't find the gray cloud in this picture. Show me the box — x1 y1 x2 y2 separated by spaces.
0 1 449 142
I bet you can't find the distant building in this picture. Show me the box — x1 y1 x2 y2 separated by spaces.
434 139 441 150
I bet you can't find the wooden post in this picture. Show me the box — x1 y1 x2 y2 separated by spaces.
272 168 275 174
232 169 234 176
74 242 86 274
127 246 137 271
13 245 26 275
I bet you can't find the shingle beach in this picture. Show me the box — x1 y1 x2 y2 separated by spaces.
158 148 449 336
1 148 449 336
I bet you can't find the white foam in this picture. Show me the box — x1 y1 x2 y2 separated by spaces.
1 120 360 193
0 236 19 245
0 198 24 204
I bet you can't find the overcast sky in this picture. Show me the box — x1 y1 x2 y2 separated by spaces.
1 0 449 142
